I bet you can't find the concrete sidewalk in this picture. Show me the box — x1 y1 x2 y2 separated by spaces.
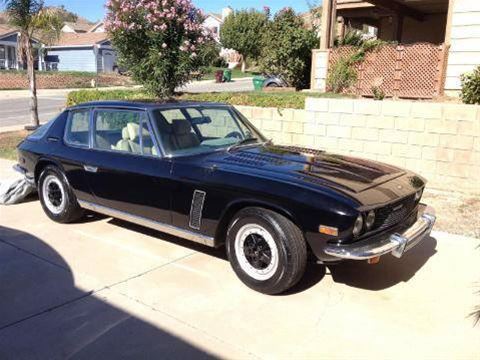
0 159 479 359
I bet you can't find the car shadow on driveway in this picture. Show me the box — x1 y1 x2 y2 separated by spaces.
0 225 218 360
328 235 438 291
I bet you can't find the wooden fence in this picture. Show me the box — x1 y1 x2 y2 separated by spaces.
328 43 448 99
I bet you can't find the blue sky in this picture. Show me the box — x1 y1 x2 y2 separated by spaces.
5 0 316 22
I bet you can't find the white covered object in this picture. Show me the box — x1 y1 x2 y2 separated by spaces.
0 177 35 205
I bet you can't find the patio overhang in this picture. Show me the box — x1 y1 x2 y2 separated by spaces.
320 0 450 48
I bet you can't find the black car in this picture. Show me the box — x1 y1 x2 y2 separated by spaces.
15 101 436 294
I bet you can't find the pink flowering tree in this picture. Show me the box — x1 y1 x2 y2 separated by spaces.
105 0 209 97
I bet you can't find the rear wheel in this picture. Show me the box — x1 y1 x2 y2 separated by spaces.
226 207 307 295
38 166 83 223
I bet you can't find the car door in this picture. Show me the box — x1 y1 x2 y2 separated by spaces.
60 107 96 204
84 108 172 225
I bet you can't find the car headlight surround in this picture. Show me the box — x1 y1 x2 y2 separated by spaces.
366 210 375 229
352 214 364 237
414 189 423 202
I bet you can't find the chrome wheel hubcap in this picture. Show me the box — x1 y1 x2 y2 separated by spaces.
42 175 65 215
234 224 279 281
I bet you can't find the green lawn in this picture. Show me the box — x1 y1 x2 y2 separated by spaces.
199 67 256 81
67 89 350 109
0 130 26 160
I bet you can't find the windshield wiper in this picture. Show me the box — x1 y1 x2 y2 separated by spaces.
227 137 260 152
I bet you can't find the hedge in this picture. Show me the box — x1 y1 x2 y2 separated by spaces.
66 89 347 109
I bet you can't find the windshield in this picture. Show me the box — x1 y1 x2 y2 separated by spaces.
151 106 266 156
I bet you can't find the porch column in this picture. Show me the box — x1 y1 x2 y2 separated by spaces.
319 0 337 50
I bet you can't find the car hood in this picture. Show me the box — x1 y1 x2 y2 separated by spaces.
201 144 424 206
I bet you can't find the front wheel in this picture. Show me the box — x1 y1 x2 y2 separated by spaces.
226 207 307 295
38 165 84 223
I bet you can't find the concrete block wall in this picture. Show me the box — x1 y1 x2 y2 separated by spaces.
236 98 480 194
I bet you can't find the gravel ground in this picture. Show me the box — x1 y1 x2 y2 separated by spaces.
423 189 480 239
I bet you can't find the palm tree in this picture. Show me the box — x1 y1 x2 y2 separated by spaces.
2 0 62 129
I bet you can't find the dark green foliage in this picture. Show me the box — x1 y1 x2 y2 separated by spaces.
66 89 349 109
220 9 268 63
460 65 480 105
259 8 318 89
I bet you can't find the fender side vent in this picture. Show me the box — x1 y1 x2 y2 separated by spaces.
189 190 206 230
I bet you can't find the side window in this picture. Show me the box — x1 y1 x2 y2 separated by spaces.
93 110 156 156
140 121 158 156
65 109 90 147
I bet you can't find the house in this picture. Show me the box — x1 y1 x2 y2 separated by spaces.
0 19 118 73
312 0 480 96
0 24 42 70
202 7 233 42
45 32 117 73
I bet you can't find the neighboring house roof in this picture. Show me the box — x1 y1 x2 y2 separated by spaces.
62 20 93 33
0 23 43 43
50 32 109 47
88 22 104 33
207 13 223 23
0 24 16 38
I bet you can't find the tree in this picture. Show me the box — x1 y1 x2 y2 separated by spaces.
259 8 318 89
220 9 268 72
3 0 62 129
105 0 209 98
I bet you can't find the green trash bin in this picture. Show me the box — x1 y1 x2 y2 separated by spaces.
223 69 232 82
253 76 265 91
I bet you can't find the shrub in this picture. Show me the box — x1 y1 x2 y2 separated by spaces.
460 65 480 105
220 9 268 71
66 89 349 109
259 8 318 89
326 56 357 93
105 0 210 98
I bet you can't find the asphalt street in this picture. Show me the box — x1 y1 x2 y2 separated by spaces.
0 78 254 129
0 94 66 128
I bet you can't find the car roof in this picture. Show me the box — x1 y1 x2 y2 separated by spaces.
68 100 230 111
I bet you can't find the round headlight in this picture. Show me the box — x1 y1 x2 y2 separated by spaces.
366 210 375 229
352 214 364 237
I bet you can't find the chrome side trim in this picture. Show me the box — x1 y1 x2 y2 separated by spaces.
78 200 215 247
324 205 436 260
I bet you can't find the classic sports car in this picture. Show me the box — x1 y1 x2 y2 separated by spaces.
15 101 436 294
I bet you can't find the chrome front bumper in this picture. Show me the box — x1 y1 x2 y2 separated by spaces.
324 205 436 260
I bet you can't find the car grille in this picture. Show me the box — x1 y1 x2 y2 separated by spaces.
372 194 418 231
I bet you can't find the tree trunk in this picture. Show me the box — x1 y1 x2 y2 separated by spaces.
241 59 246 73
25 41 39 129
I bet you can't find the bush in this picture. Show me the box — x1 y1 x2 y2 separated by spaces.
220 9 268 71
259 8 318 89
460 65 480 105
105 0 209 98
326 56 357 93
66 89 348 109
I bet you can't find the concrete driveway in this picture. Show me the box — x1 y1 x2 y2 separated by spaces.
0 160 479 359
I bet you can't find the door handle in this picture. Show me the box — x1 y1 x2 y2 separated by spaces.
83 165 98 173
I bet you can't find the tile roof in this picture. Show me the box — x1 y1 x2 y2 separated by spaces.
0 24 16 37
52 32 109 46
63 20 94 32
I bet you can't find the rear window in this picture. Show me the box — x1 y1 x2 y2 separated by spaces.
27 114 61 140
65 109 90 147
